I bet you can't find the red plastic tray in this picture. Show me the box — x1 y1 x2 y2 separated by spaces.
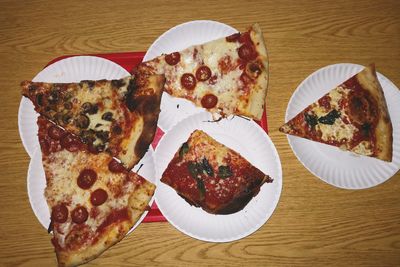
46 52 268 223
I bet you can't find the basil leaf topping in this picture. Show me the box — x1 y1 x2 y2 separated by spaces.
318 110 340 125
197 179 206 200
188 161 200 178
304 112 318 128
218 165 233 179
179 142 189 158
188 161 206 200
201 158 214 177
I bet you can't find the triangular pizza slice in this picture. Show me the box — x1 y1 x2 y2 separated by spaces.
280 64 392 162
136 23 269 120
37 116 155 267
22 73 165 169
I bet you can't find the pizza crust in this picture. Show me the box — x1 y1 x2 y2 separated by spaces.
241 23 269 120
118 74 164 168
356 64 393 161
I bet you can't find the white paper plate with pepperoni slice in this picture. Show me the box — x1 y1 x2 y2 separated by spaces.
154 112 282 242
18 56 130 158
284 63 400 189
27 147 156 234
143 20 238 132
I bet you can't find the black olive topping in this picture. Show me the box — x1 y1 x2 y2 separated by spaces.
64 102 73 110
75 114 90 129
36 93 44 106
81 102 98 115
101 112 113 121
80 129 96 144
95 130 109 142
62 112 73 124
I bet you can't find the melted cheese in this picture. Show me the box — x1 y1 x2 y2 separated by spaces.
44 150 139 248
318 119 357 142
352 141 373 156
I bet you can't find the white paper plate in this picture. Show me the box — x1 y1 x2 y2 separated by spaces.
143 20 238 132
18 56 130 158
27 148 156 234
285 63 400 189
154 112 282 242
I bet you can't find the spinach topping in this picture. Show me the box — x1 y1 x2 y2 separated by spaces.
197 179 206 200
318 110 341 125
304 109 341 127
304 113 318 128
187 161 207 200
202 158 214 177
179 142 189 158
188 161 202 178
218 165 233 179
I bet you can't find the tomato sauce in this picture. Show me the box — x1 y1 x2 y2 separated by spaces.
97 208 129 234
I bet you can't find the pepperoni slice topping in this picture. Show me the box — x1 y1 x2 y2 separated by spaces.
108 159 126 173
181 73 196 90
71 206 89 224
51 204 68 223
77 169 97 189
238 44 257 61
201 94 218 109
225 32 240 42
239 31 252 44
165 52 181 65
90 189 108 206
48 125 65 140
60 133 82 152
195 66 212 81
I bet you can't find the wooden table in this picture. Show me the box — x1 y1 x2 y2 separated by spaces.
1 0 399 266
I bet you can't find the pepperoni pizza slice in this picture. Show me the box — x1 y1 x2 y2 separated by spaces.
279 64 393 162
37 116 155 267
136 23 268 120
160 130 273 214
22 73 165 169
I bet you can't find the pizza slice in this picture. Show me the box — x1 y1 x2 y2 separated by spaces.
279 64 393 162
160 130 273 214
135 23 268 120
22 73 165 169
37 116 155 267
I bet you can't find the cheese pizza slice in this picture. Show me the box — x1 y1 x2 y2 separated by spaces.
161 130 273 214
280 64 393 162
37 116 155 267
22 74 165 169
136 23 269 120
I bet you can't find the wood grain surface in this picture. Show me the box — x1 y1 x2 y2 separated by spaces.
1 0 399 266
